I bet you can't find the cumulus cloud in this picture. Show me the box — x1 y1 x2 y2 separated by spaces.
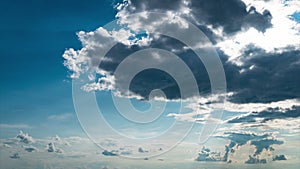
251 138 283 156
216 0 300 64
195 146 223 161
216 131 286 164
59 2 300 165
47 142 63 153
17 131 34 144
189 0 272 34
245 155 267 164
62 0 300 108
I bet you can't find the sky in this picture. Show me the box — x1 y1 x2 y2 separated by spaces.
0 0 300 168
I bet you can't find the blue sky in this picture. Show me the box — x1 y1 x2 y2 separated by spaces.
0 0 117 137
0 0 300 168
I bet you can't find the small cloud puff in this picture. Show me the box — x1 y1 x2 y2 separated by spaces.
10 153 20 159
47 142 63 153
17 130 34 144
273 155 287 161
138 147 149 153
102 150 118 156
195 146 223 162
24 146 39 152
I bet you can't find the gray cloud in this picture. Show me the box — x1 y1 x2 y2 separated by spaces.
273 154 287 161
63 0 300 106
124 0 183 12
138 147 149 153
102 150 118 156
121 0 272 34
195 146 223 161
188 0 272 34
227 48 300 103
251 138 283 156
228 106 300 123
99 33 300 104
10 153 20 159
24 146 39 152
245 155 267 164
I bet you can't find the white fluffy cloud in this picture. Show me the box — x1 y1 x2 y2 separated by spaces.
216 0 300 65
195 146 223 161
16 131 34 144
47 142 63 153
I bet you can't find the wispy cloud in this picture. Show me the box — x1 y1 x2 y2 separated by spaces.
48 113 73 121
0 124 32 129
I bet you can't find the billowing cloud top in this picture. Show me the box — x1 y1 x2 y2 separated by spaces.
63 0 300 104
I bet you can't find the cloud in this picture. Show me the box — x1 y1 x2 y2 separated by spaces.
17 130 34 144
226 49 300 103
48 113 73 121
102 150 118 156
245 155 267 164
216 0 300 63
10 153 20 159
118 0 272 34
216 131 285 163
47 142 63 153
273 154 287 161
1 143 12 148
228 105 300 124
195 146 223 161
189 0 272 34
24 146 39 152
0 124 32 129
167 98 300 125
251 138 283 156
62 1 300 106
138 147 149 153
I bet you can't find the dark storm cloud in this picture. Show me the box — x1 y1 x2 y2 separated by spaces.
228 48 300 103
102 35 300 103
111 0 298 103
100 35 210 100
64 0 299 105
122 0 272 34
189 0 272 34
126 0 183 12
228 106 300 123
